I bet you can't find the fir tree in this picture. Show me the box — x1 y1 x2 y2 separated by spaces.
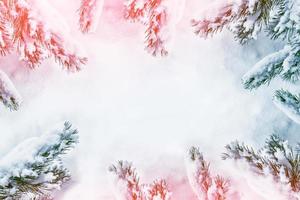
193 0 300 124
186 147 230 200
0 122 78 199
109 160 171 200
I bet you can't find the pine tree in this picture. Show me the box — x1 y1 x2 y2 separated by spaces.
109 160 171 200
186 147 230 200
223 134 300 197
192 0 300 124
0 122 78 199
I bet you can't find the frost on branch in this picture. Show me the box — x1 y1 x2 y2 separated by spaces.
274 89 300 124
243 39 300 90
192 0 274 43
193 0 300 123
124 0 147 21
268 0 300 40
109 160 171 200
144 180 171 200
0 70 22 111
0 6 12 56
0 0 87 71
124 0 169 56
242 47 290 90
223 134 300 193
0 122 78 199
145 1 168 56
79 0 104 33
186 147 229 200
109 161 142 200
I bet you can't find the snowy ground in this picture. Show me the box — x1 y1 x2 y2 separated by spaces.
0 0 299 199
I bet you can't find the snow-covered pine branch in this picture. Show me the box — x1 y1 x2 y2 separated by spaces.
0 122 78 199
144 179 171 200
223 134 300 193
192 0 274 43
193 0 300 124
124 0 169 56
268 0 300 40
222 141 267 174
0 70 22 111
242 47 289 90
242 38 300 89
242 38 300 123
144 0 168 56
0 0 87 71
124 0 148 21
0 4 12 57
274 89 300 124
186 147 230 200
109 161 142 200
109 160 171 200
79 0 104 33
243 0 300 84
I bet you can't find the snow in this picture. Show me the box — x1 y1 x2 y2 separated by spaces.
79 0 104 33
271 0 300 37
0 122 77 198
242 47 290 89
274 92 300 124
185 148 209 200
0 122 67 171
0 70 22 110
0 0 297 199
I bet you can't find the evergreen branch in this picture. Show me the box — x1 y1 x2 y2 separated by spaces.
268 0 297 40
223 141 267 173
0 0 87 70
0 122 78 199
78 0 103 33
144 179 171 200
124 0 147 21
0 70 22 111
191 0 300 123
192 0 275 43
124 0 169 56
225 134 300 192
109 161 143 200
109 161 171 200
280 40 300 82
208 176 229 200
274 89 300 124
242 47 289 90
186 147 230 200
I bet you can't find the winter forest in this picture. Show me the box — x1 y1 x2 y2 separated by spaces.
1 0 300 199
